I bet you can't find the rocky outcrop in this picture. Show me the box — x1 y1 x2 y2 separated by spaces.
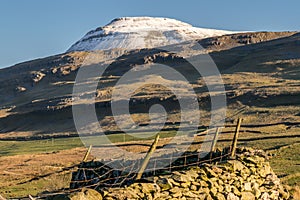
15 86 26 92
200 31 297 51
31 71 46 83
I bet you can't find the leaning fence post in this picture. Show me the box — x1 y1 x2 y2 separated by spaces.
83 145 93 162
70 145 92 189
210 127 221 160
136 134 160 180
230 118 242 158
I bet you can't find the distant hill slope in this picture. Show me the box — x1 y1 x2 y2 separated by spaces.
0 31 299 139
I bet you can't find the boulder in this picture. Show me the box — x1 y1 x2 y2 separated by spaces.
69 188 102 200
241 192 255 200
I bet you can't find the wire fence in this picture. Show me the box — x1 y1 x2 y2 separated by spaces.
67 117 244 191
30 118 244 199
69 147 232 191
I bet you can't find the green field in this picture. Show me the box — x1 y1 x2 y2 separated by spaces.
0 138 83 156
0 130 189 156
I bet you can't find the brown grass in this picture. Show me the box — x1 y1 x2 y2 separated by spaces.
292 186 300 200
0 147 90 198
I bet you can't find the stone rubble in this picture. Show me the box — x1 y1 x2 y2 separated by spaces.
51 148 291 200
102 148 290 200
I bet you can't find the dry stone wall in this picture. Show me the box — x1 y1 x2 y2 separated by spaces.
102 148 290 200
53 147 291 200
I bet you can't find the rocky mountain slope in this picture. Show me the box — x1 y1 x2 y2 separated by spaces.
0 18 299 139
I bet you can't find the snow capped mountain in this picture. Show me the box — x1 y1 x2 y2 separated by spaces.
67 17 236 52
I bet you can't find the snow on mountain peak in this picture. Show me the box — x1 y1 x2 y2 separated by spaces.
67 17 235 52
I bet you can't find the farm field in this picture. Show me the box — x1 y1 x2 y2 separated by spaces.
0 125 299 198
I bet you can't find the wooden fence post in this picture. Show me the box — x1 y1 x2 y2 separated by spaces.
136 134 160 180
70 145 92 188
210 128 221 160
83 145 92 162
230 118 242 158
